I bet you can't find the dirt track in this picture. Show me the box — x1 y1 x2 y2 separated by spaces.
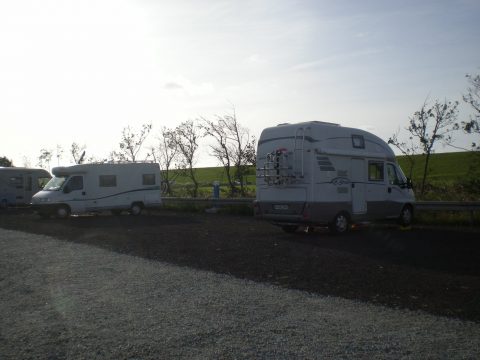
1 209 479 322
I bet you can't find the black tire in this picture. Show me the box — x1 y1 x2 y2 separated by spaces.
398 205 413 227
281 225 298 233
129 203 143 216
328 212 350 234
55 205 71 219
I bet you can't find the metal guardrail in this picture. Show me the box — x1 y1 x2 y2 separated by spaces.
414 201 480 212
163 198 480 213
162 197 255 207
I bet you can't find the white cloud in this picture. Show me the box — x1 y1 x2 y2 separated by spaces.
245 54 268 65
164 82 184 90
163 76 215 97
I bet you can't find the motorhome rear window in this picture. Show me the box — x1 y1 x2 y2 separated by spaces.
99 175 117 187
352 135 365 149
142 174 156 185
368 161 384 181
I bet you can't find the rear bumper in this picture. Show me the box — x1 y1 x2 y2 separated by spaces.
254 200 352 225
254 200 309 224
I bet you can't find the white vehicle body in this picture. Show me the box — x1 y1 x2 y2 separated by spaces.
0 167 51 207
254 121 415 232
32 163 162 217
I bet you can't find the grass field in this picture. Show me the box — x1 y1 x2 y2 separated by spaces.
396 151 478 183
163 151 480 200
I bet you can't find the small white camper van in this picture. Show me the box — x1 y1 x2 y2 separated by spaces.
254 121 415 233
0 167 51 208
31 163 162 218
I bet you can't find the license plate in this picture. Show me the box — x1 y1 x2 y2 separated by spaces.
273 204 289 210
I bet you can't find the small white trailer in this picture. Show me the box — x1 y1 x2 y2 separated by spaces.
31 162 162 218
254 121 415 233
0 167 51 208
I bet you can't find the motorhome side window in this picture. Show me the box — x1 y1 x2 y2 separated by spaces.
9 176 23 189
38 177 50 189
26 176 32 191
66 176 83 191
368 161 384 181
99 175 117 187
142 174 155 185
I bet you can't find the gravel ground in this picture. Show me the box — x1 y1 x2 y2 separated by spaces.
1 228 480 359
1 210 479 322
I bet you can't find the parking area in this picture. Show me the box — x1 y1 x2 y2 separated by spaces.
1 210 479 322
1 227 480 359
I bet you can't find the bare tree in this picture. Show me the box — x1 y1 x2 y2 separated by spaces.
408 98 459 195
37 149 53 170
171 120 201 197
111 123 153 162
461 73 480 149
201 115 236 195
22 156 31 168
201 108 256 196
55 145 64 166
225 109 256 196
150 127 179 195
387 128 419 179
70 142 86 164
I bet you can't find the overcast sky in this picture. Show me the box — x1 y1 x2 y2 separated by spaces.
1 0 479 168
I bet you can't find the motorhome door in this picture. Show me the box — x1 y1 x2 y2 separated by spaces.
351 159 367 214
385 163 408 217
62 175 86 213
23 175 34 204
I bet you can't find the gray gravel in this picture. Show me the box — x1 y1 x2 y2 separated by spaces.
1 228 479 359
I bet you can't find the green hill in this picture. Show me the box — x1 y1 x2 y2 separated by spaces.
397 151 477 184
164 151 480 200
169 152 475 184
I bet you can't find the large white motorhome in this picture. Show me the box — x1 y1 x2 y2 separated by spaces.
0 167 51 208
254 121 415 233
31 163 162 218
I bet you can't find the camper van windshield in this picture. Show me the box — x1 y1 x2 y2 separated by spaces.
396 165 408 183
43 176 68 191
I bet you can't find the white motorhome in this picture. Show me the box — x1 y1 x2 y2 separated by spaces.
31 163 162 218
0 167 51 208
254 121 415 233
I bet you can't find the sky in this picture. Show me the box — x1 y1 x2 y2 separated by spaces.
1 0 479 168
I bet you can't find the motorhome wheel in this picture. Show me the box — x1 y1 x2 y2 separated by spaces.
56 205 71 219
399 205 413 227
329 212 350 234
130 203 143 216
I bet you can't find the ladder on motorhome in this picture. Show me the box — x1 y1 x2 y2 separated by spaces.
257 126 307 186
